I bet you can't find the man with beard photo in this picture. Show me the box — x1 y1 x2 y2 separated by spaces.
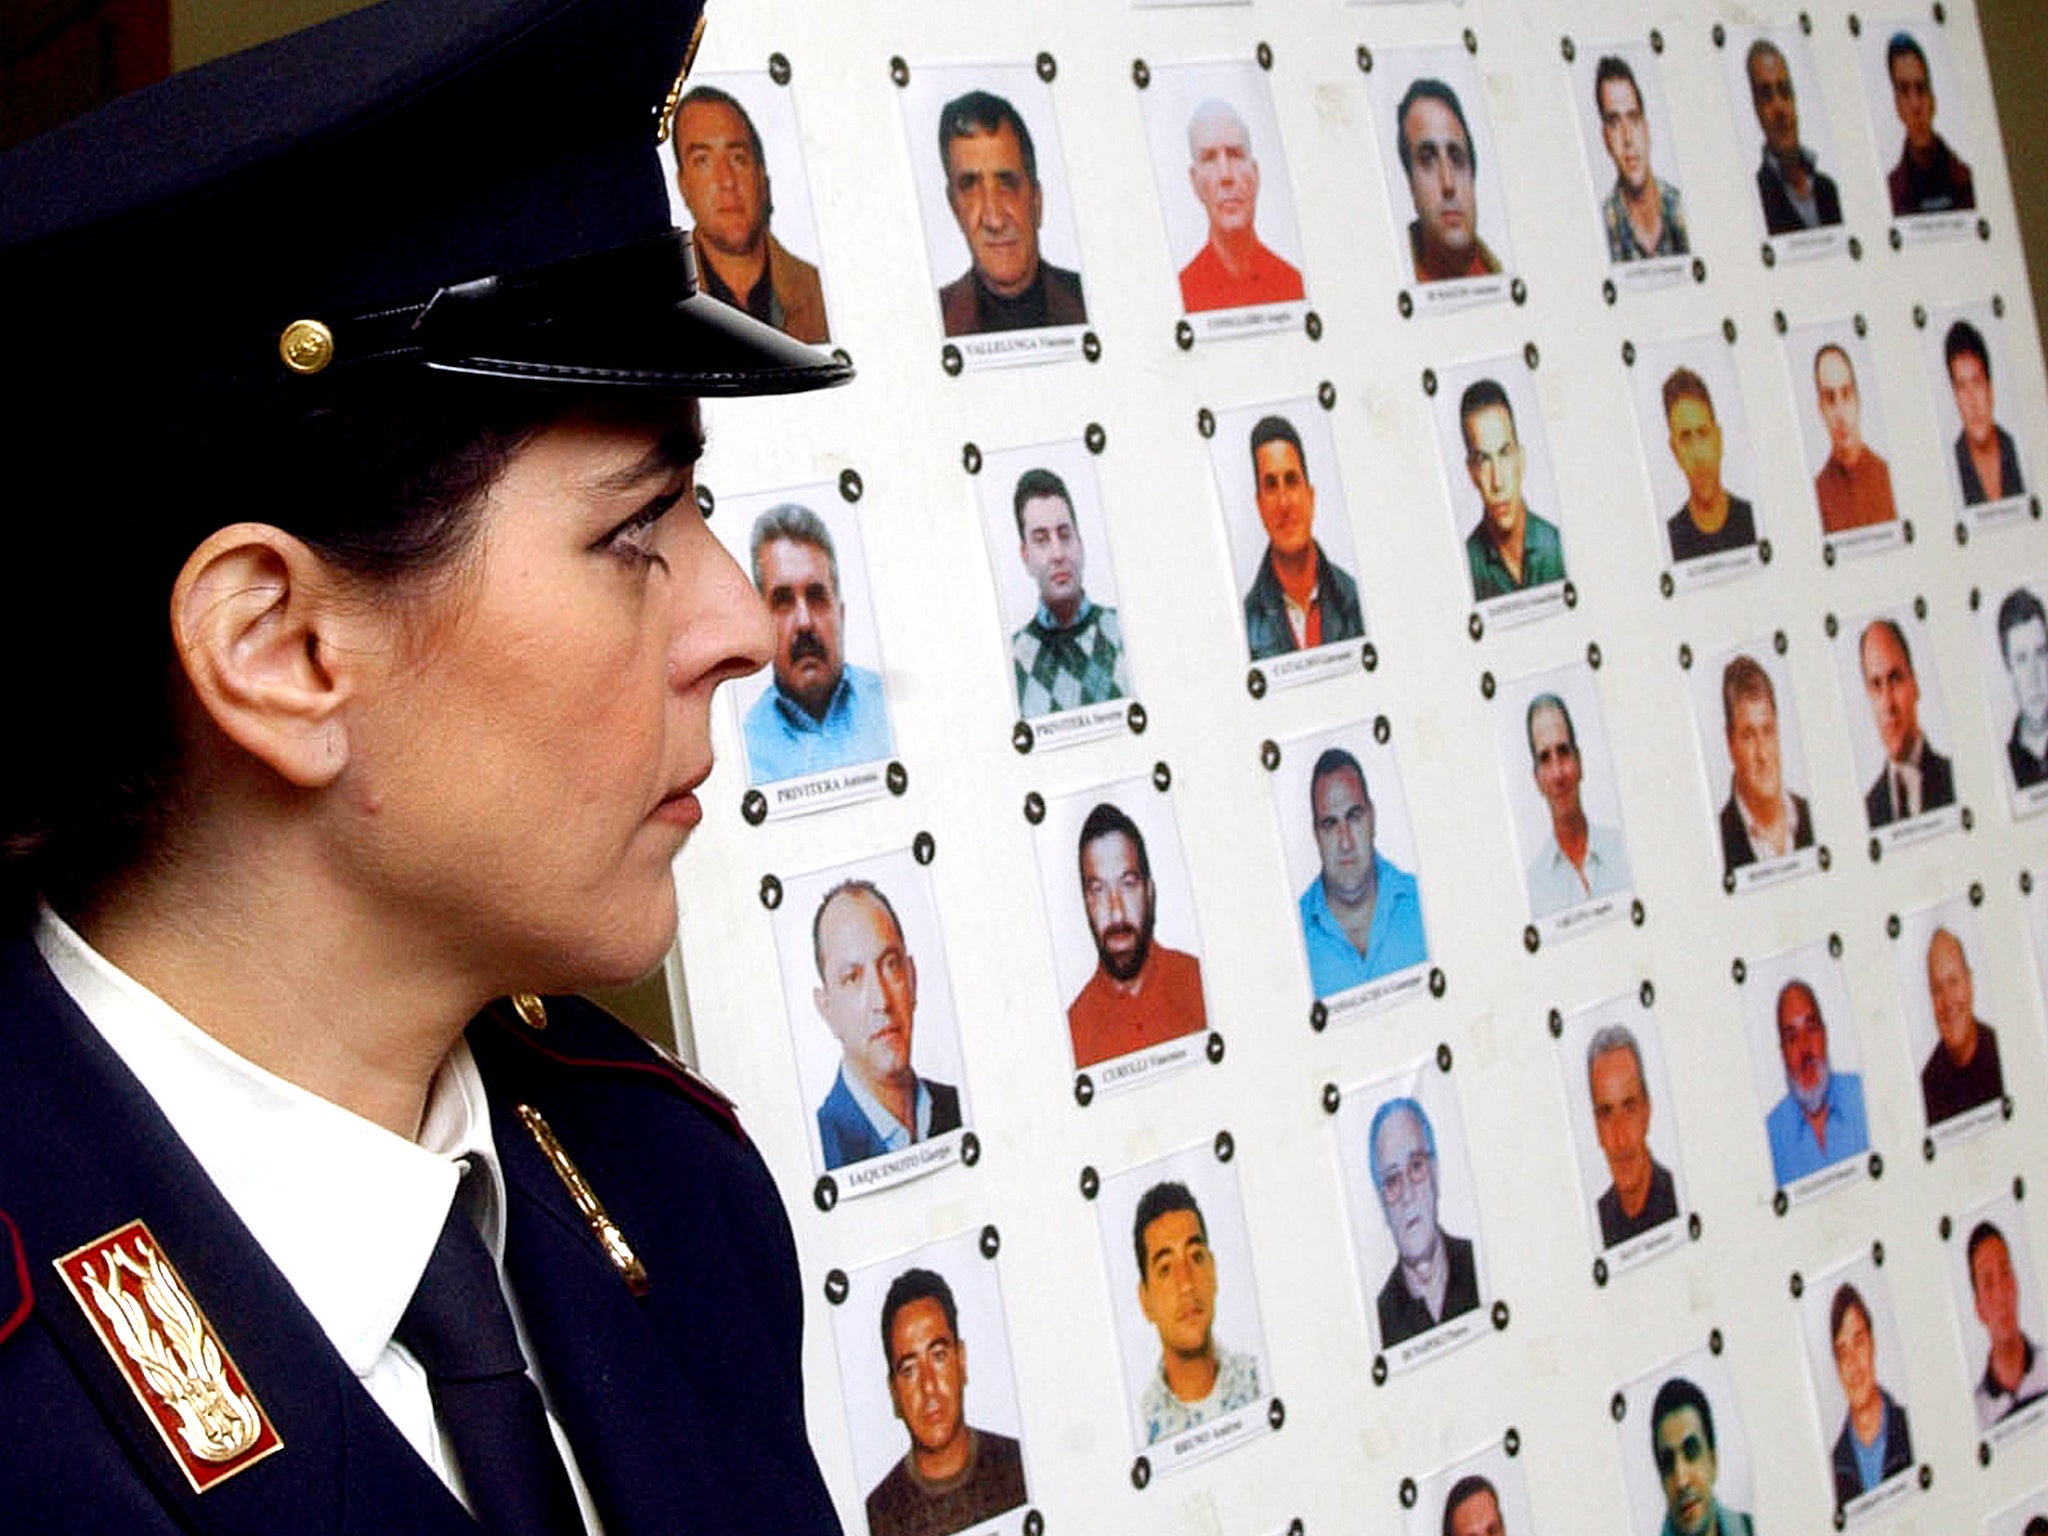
743 503 893 781
1066 804 1206 1069
1764 979 1869 1186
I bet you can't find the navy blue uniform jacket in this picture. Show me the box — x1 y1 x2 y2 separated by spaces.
0 932 842 1535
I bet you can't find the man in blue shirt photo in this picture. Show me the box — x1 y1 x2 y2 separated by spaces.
1764 978 1868 1187
744 502 894 781
1296 748 1426 997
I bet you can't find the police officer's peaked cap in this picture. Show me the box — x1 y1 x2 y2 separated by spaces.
0 0 848 399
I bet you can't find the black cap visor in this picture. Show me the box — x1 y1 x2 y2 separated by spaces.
335 231 849 397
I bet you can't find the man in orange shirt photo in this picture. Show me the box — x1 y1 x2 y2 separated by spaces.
1066 804 1206 1069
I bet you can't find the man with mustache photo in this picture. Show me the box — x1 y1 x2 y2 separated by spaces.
1066 804 1207 1070
742 502 894 782
1764 978 1869 1187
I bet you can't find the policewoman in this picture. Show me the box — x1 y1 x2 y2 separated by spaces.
0 1 847 1531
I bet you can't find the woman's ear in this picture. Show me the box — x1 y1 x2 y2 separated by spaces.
171 524 371 788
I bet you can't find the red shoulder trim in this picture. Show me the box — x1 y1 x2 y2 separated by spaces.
0 1207 33 1345
481 1001 747 1144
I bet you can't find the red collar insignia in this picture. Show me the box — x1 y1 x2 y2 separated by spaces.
54 1220 283 1491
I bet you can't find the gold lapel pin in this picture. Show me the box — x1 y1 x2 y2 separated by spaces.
516 1104 650 1296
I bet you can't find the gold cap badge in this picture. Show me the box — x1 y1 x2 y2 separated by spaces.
654 11 708 145
277 319 334 374
55 1221 283 1492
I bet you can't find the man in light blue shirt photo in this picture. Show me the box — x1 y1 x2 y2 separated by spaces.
1764 978 1868 1187
1296 747 1426 997
744 502 894 781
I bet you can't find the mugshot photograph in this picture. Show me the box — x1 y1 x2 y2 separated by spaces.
1202 395 1370 678
1975 577 2048 811
1831 607 1959 835
1405 1439 1535 1536
708 481 897 793
661 70 833 345
1625 334 1765 580
770 848 972 1187
1029 775 1210 1079
1926 303 2030 517
897 63 1089 350
1267 724 1430 1012
1136 58 1309 329
1333 1065 1489 1365
1740 941 1873 1196
828 1229 1031 1536
1557 995 1689 1262
1947 1192 2048 1438
1568 42 1692 273
1800 1254 1918 1514
1783 320 1901 545
1689 642 1818 882
1094 1142 1273 1461
1722 26 1847 253
1615 1351 1760 1536
1429 355 1569 622
1491 663 1636 929
1857 23 1977 224
1891 895 2007 1136
972 437 1138 736
1364 45 1516 301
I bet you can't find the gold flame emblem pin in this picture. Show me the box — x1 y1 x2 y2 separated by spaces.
55 1220 283 1491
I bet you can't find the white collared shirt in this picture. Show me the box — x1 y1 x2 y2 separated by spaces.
33 906 601 1532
